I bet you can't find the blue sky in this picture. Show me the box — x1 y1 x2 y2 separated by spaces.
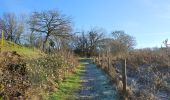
1 0 170 48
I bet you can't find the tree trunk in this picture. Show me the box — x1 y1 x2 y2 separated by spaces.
42 34 49 52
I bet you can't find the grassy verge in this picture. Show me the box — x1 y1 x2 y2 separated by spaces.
49 63 86 100
79 57 93 60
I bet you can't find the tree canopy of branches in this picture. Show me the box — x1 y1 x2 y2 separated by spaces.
28 10 72 51
0 10 136 56
74 31 88 56
111 31 136 56
87 29 104 56
74 29 104 57
0 13 24 43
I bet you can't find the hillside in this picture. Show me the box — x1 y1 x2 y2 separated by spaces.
0 40 80 99
0 41 45 59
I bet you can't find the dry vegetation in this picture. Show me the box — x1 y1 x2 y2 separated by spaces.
0 9 170 100
96 48 170 100
0 50 79 99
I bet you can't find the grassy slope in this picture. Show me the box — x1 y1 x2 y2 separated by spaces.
0 41 44 59
49 62 86 100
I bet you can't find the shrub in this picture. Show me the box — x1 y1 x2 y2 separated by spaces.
0 51 78 99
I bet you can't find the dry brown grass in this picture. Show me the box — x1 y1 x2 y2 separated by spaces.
96 48 170 99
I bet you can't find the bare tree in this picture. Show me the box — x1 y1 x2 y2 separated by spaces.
0 13 17 41
74 28 104 57
111 31 136 56
163 39 170 48
87 28 104 56
14 15 25 44
74 31 88 56
28 10 72 51
0 13 24 43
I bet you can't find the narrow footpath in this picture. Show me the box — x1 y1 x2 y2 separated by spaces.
76 59 118 100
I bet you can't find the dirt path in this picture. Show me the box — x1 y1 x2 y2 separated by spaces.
76 59 118 100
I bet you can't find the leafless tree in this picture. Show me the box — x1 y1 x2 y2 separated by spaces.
0 13 17 41
0 13 24 43
28 10 72 51
111 31 136 56
14 15 25 44
74 28 104 57
163 39 170 48
87 28 104 56
74 31 88 56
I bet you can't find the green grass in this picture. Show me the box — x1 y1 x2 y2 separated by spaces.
49 64 85 100
0 41 44 59
79 57 93 60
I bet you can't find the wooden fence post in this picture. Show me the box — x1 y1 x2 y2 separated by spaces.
1 30 4 46
107 56 110 72
98 53 100 65
122 59 127 100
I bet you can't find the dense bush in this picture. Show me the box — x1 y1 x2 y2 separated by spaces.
0 51 79 99
0 51 29 99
